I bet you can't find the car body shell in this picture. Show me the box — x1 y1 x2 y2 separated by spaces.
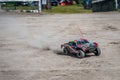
61 40 98 54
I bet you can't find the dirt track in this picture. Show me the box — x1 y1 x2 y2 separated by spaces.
0 12 120 80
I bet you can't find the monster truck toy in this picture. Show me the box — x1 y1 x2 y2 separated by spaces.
61 38 101 58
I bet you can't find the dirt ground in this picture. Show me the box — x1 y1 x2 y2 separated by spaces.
0 12 120 80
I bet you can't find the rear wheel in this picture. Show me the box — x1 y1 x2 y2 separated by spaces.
63 47 69 55
77 50 85 58
94 47 101 56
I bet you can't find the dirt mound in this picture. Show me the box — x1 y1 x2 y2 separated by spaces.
42 46 51 51
109 41 120 44
104 26 118 31
53 50 63 54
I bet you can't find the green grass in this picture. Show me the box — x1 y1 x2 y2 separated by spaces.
2 6 37 10
43 5 92 14
2 3 92 14
1 2 37 10
16 6 37 10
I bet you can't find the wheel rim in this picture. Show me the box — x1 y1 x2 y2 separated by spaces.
77 53 81 57
63 48 68 55
77 50 85 58
95 47 101 56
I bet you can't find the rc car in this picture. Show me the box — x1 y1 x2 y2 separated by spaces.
61 38 101 58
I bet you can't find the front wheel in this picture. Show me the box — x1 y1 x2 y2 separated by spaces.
94 47 101 56
76 50 85 58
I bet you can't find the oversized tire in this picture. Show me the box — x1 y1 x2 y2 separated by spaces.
94 47 101 56
76 50 85 58
62 47 69 55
